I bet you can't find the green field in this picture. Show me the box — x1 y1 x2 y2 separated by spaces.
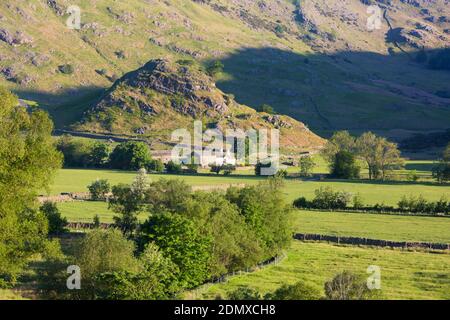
59 201 147 224
58 202 450 244
293 210 450 243
50 169 449 207
59 201 115 223
196 241 450 300
52 168 450 301
49 169 262 195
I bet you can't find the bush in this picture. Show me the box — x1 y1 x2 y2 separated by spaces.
210 164 236 175
299 155 316 177
325 271 380 300
58 64 74 74
397 195 448 214
312 187 351 210
406 170 419 182
40 202 68 235
228 287 261 300
139 213 211 288
165 160 183 174
73 229 139 299
93 215 100 228
146 159 164 173
94 243 180 300
265 281 321 300
206 61 224 77
352 193 364 209
293 197 309 209
257 104 275 114
109 141 151 170
331 151 360 179
88 179 111 201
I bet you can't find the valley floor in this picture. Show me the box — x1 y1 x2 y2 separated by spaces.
27 167 450 300
195 242 450 300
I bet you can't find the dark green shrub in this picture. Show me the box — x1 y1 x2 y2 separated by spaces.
40 201 68 235
88 179 111 201
58 64 74 74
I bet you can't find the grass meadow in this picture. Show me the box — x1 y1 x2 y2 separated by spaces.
50 166 450 301
51 167 449 205
195 242 450 300
292 210 450 243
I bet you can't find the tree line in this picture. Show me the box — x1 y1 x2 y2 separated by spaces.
41 171 292 299
0 88 62 287
293 186 449 215
319 131 404 180
56 135 166 172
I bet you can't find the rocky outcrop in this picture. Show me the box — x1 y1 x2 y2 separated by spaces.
78 58 325 152
0 29 33 46
95 59 229 117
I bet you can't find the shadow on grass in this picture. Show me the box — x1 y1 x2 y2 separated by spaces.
14 86 107 129
405 162 435 172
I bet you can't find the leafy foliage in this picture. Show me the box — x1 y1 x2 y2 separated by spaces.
109 142 151 170
228 287 261 300
299 155 316 177
139 213 211 288
40 202 68 235
88 179 111 201
324 271 381 300
265 281 321 300
331 150 360 179
0 87 62 284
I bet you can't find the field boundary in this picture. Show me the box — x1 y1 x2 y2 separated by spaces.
66 223 450 251
294 233 450 251
295 208 450 218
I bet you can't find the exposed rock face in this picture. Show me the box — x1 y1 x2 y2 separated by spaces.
47 0 65 16
95 59 229 117
264 115 293 129
0 28 33 46
79 59 325 152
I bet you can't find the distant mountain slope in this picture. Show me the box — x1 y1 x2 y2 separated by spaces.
0 0 449 137
74 58 325 152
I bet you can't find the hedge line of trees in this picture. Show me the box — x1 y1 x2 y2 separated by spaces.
42 173 292 299
293 187 450 215
56 135 164 172
321 131 404 180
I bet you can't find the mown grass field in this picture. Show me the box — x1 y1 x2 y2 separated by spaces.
53 166 449 226
196 242 450 300
50 168 449 205
293 210 450 243
59 201 146 224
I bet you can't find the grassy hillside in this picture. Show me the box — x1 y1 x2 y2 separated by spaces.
0 0 448 137
196 241 450 300
73 58 325 152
